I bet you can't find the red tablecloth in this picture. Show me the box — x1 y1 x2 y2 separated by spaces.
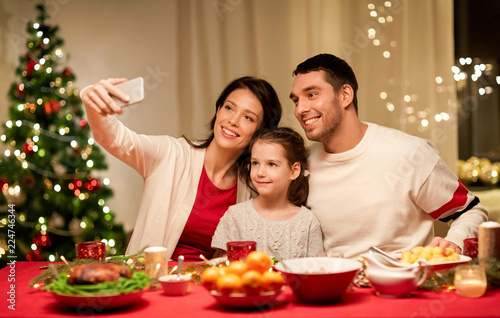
1 261 499 318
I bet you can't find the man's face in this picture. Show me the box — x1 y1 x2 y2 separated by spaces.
289 71 343 143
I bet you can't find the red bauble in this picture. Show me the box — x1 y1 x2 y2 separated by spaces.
21 174 36 189
26 249 43 261
43 100 60 115
16 84 25 95
69 178 83 190
0 178 8 191
26 59 36 78
22 142 34 156
85 178 100 192
62 68 72 77
33 233 52 247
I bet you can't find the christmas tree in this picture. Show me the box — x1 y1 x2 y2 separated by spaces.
0 4 126 266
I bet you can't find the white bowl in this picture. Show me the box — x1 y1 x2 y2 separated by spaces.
274 257 362 303
158 275 191 296
366 266 428 298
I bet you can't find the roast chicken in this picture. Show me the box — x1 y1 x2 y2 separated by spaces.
67 263 132 285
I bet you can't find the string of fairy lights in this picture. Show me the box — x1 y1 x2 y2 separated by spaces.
366 2 499 134
365 2 499 188
365 2 453 133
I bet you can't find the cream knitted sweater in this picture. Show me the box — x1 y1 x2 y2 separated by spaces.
211 200 324 259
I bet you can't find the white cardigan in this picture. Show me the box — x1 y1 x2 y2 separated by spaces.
84 108 251 259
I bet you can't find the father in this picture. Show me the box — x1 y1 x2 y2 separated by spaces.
289 53 488 258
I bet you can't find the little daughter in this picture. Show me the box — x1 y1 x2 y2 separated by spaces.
211 127 323 260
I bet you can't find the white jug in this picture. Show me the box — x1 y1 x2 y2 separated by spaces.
362 253 429 298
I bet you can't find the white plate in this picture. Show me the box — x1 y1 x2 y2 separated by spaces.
48 289 145 310
393 254 472 271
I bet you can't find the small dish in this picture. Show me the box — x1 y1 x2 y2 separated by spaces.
366 263 428 298
159 275 191 296
209 288 284 309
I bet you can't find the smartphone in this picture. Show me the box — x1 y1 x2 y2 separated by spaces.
112 77 144 107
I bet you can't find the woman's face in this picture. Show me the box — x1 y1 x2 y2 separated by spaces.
213 88 264 153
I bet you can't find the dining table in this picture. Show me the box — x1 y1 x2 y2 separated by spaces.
1 261 499 318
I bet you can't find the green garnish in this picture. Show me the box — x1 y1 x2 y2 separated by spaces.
43 271 150 295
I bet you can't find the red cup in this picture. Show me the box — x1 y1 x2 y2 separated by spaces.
75 241 106 260
226 241 256 262
463 238 478 258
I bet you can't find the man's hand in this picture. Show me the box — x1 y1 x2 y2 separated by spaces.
427 236 462 254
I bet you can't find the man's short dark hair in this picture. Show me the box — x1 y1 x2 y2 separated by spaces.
293 53 359 114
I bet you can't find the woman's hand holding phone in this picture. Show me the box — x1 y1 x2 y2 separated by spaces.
81 77 144 116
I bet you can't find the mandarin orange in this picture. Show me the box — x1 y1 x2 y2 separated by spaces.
246 251 273 274
216 273 243 295
201 267 225 290
225 260 248 277
261 270 284 291
241 270 263 295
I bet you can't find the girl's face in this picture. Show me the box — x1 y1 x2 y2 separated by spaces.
213 88 264 154
250 140 300 198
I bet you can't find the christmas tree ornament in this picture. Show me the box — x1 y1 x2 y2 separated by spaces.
0 178 8 191
16 83 25 95
22 142 35 156
466 156 480 167
479 164 499 186
2 183 27 205
26 248 43 261
478 158 492 168
43 100 60 114
26 59 36 78
49 213 65 229
21 174 36 188
459 161 480 185
33 233 52 247
62 68 72 77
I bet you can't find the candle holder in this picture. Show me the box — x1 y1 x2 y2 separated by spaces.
226 241 256 262
454 265 487 298
75 241 106 260
463 238 478 258
144 247 169 288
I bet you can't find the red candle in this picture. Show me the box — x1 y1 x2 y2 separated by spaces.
75 241 106 260
226 241 256 262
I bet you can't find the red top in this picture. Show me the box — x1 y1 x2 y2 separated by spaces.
171 166 237 261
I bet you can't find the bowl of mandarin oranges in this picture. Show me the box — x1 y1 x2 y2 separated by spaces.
201 251 285 309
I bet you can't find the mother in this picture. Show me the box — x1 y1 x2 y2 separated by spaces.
81 76 282 261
